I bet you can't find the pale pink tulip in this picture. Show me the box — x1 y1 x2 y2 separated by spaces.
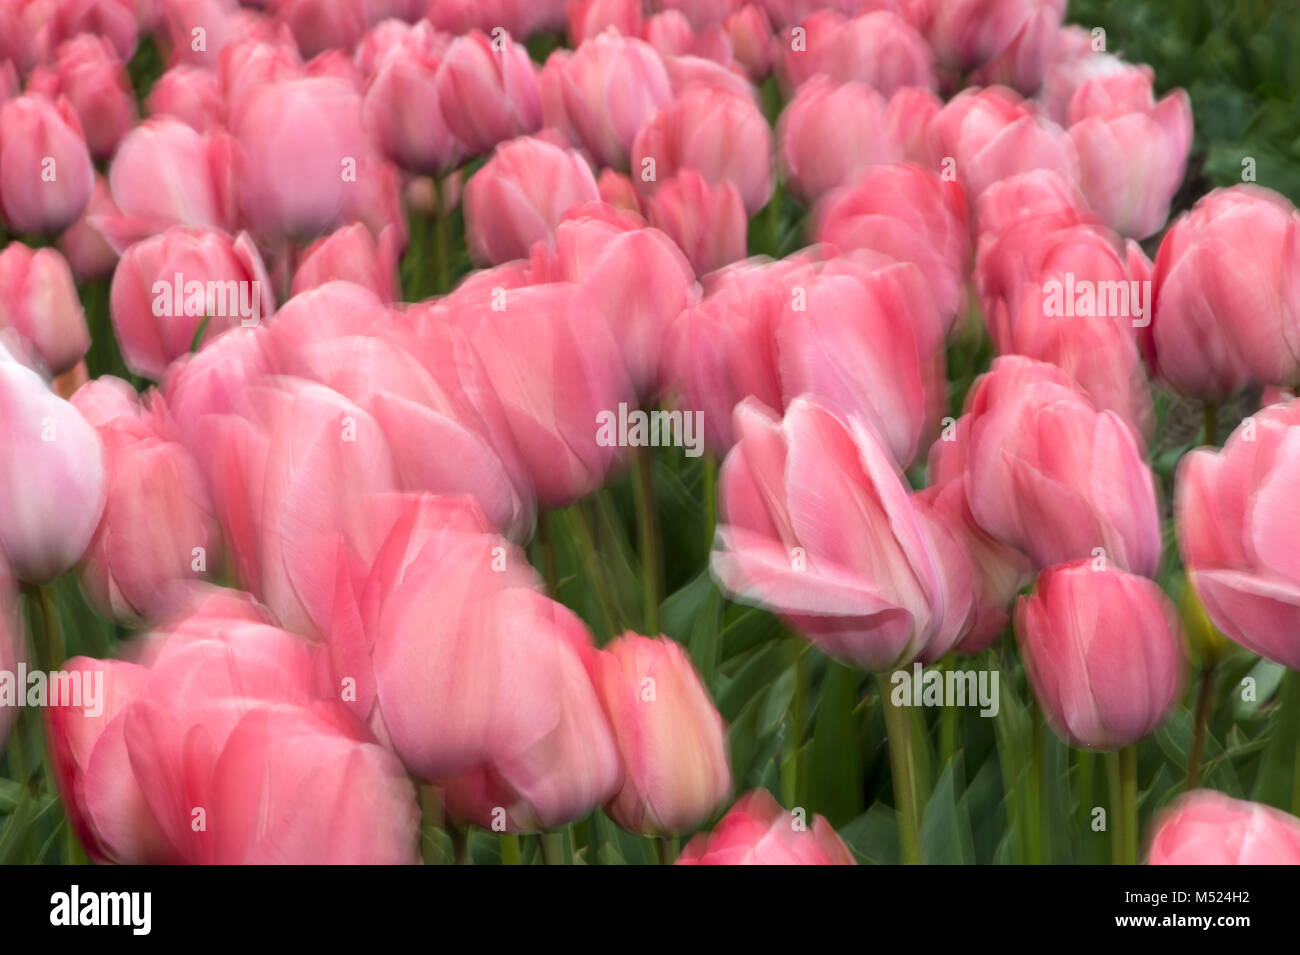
1148 792 1300 865
0 243 89 376
677 789 856 864
646 169 748 275
0 93 94 235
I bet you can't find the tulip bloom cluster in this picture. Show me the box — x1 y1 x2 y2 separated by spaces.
0 0 1294 870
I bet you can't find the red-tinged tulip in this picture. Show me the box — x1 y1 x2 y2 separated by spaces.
146 64 225 132
775 259 944 468
927 0 1064 82
0 243 89 376
568 0 643 45
646 169 748 276
463 136 600 266
1147 792 1300 865
641 10 704 58
232 76 372 240
26 35 136 161
49 0 138 62
0 357 106 583
442 592 622 832
775 9 846 92
965 0 1065 94
814 162 969 324
712 396 958 669
1069 83 1192 240
1176 400 1300 670
632 86 773 215
966 373 1160 575
72 379 221 622
1149 186 1300 402
928 85 1078 205
540 31 674 171
535 211 698 396
677 788 856 864
589 632 729 834
361 20 463 175
109 227 274 381
1015 561 1185 750
292 222 401 303
0 93 94 236
660 254 806 451
885 85 943 164
436 29 541 156
57 174 120 282
268 0 369 58
449 281 635 507
106 119 237 246
776 77 901 203
724 5 775 79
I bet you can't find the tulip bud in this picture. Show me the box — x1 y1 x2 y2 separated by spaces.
1016 561 1185 750
590 633 730 834
0 243 90 376
1147 791 1300 865
677 789 856 864
0 94 95 236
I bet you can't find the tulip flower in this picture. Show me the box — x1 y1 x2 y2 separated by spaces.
927 0 1065 90
589 633 730 834
291 223 401 303
463 136 600 266
632 86 773 215
677 789 856 864
1147 791 1300 865
1148 186 1300 402
26 35 137 161
0 243 90 376
0 93 95 236
646 170 748 276
0 554 23 750
145 64 226 132
813 11 937 97
57 174 121 283
436 29 542 156
0 356 107 583
568 0 643 45
1016 561 1185 750
1177 399 1300 670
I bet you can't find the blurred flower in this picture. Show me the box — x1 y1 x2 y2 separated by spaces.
677 789 856 864
0 243 90 376
1147 791 1300 865
26 35 137 161
0 93 95 235
646 169 748 275
436 28 541 156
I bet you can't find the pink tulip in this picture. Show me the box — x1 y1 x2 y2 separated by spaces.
361 20 463 175
57 173 121 282
1176 399 1300 670
231 76 371 240
589 633 729 834
540 31 674 171
535 210 699 395
677 788 856 864
966 0 1065 94
723 5 775 79
436 29 541 156
965 369 1160 575
928 85 1078 205
927 0 1064 83
597 168 645 214
1147 792 1300 865
816 11 936 96
46 611 420 864
447 281 635 507
814 162 970 324
775 258 945 468
660 254 804 451
26 35 136 161
1148 186 1300 402
49 0 138 63
463 136 600 266
441 592 622 832
568 0 644 45
1015 560 1185 750
712 396 966 669
72 379 222 622
109 227 274 380
661 51 760 103
632 86 773 215
145 64 226 132
106 119 237 247
885 85 944 164
646 169 748 275
291 223 400 303
0 93 94 235
1069 79 1192 240
268 0 370 58
776 77 901 203
0 243 89 376
1040 27 1127 125
0 356 106 583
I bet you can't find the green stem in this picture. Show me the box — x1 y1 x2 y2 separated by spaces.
1076 750 1095 827
938 657 959 768
1107 747 1139 865
702 450 717 555
630 446 661 634
449 822 471 865
569 504 621 641
35 585 65 669
540 830 566 866
431 176 451 296
1203 403 1218 446
536 511 560 597
781 642 808 807
657 835 679 865
877 674 923 865
500 833 521 866
1185 660 1217 789
1026 706 1045 865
